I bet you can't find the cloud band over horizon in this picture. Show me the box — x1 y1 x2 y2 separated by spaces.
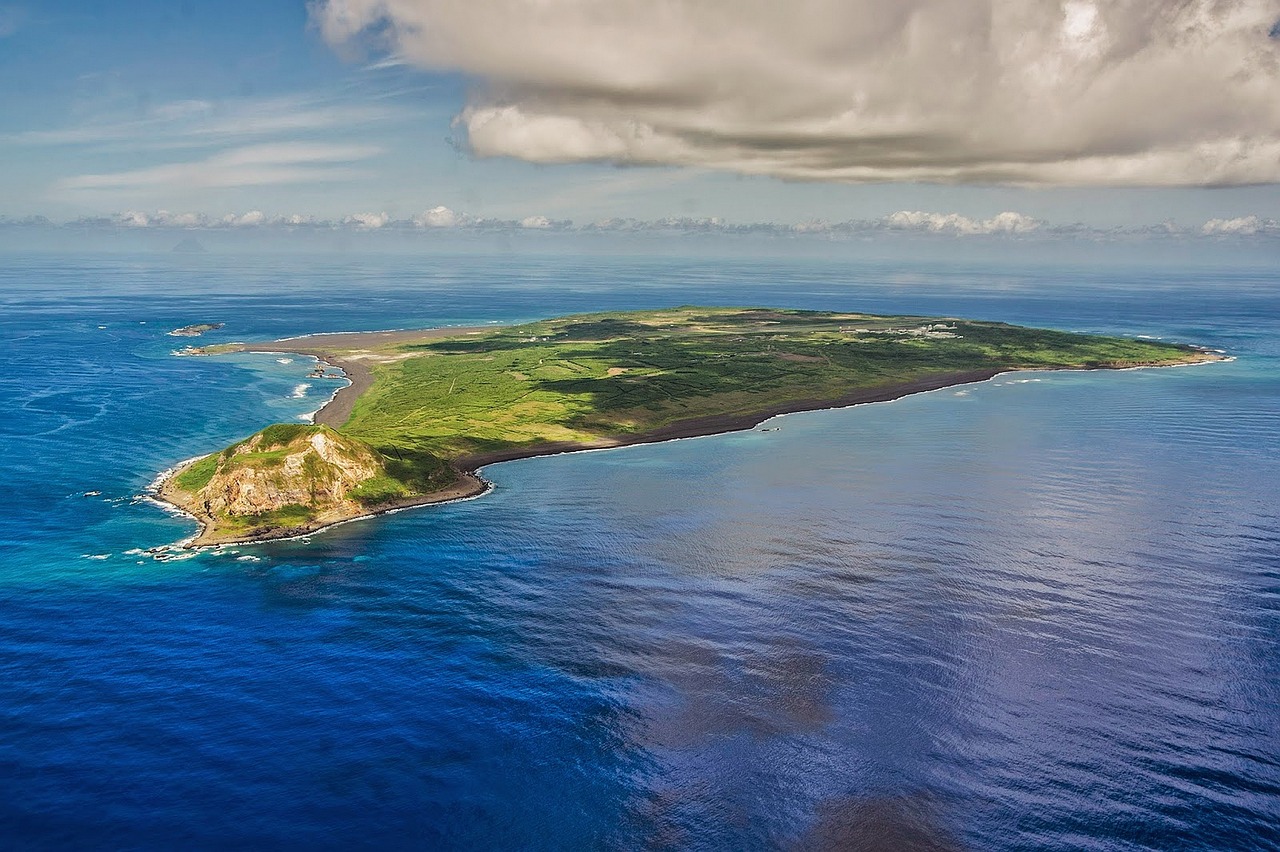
10 207 1278 242
314 0 1280 187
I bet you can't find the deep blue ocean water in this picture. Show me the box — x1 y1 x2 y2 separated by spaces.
0 252 1277 850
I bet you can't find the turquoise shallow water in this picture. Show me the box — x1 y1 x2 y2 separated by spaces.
0 253 1277 849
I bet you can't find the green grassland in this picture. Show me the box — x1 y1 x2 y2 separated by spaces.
338 306 1205 461
172 452 219 492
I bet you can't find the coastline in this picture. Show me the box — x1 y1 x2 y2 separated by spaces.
224 327 495 428
453 355 1223 470
155 369 1005 549
455 368 1007 469
157 327 1226 549
155 464 491 548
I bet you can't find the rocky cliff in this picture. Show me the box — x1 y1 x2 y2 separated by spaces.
161 424 412 545
203 425 382 516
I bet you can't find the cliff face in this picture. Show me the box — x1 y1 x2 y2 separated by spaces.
162 424 409 544
201 426 384 517
159 420 469 546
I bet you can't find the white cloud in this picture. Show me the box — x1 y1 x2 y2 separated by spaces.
413 205 459 227
314 0 1280 186
222 210 267 227
1201 215 1278 235
39 208 1280 242
156 210 207 227
10 94 400 151
885 210 1041 235
344 211 390 229
114 210 210 228
89 210 326 229
56 143 381 193
362 55 409 72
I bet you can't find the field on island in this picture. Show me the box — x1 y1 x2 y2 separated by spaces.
332 306 1203 460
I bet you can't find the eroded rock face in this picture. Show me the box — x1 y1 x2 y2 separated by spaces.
199 426 383 517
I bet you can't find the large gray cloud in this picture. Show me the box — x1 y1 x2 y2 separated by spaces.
314 0 1280 186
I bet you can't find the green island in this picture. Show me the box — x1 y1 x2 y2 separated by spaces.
156 306 1222 546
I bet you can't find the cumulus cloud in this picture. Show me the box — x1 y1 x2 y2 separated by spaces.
344 211 390 229
223 210 267 227
158 211 207 227
35 207 1279 242
884 210 1041 235
314 0 1280 186
413 205 460 227
117 211 152 228
115 210 210 228
82 210 354 230
1201 215 1279 234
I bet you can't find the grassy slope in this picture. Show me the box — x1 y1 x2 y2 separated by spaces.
337 306 1204 461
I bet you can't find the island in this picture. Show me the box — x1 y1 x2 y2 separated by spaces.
168 322 225 337
171 236 207 254
155 307 1223 546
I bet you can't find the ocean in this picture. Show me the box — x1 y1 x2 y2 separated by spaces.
0 252 1277 850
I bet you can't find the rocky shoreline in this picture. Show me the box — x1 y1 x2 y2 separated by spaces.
155 463 490 548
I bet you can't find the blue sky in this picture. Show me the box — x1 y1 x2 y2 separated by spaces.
2 0 1279 234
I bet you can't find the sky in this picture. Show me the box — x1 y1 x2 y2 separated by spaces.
2 0 1280 242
